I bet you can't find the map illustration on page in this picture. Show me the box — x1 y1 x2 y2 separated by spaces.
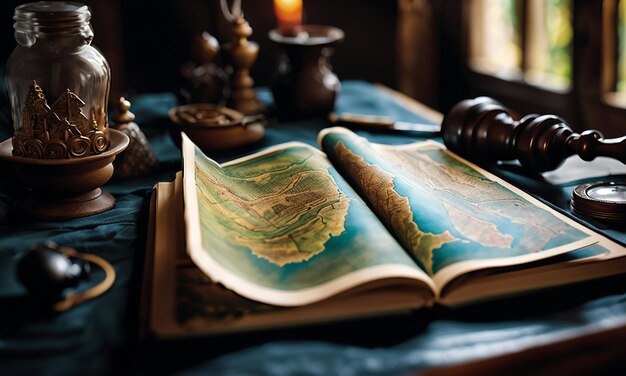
186 141 430 306
181 128 601 308
320 128 593 282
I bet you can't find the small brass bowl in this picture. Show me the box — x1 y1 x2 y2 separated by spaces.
168 104 264 151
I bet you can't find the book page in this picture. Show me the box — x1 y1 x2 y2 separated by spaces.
318 127 600 294
438 238 626 306
148 176 435 337
182 134 435 307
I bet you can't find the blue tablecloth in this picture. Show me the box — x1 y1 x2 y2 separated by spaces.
2 81 626 375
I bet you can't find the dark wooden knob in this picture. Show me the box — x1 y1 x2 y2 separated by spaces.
441 97 626 172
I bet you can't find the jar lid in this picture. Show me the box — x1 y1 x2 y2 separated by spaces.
14 1 91 37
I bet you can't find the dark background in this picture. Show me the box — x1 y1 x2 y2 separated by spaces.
0 0 398 96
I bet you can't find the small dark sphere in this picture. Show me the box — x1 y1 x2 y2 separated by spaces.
17 244 90 301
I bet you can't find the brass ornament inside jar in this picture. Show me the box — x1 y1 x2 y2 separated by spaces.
6 1 111 160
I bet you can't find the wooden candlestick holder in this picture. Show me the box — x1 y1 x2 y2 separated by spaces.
223 16 264 116
269 25 344 119
442 96 626 172
0 129 129 220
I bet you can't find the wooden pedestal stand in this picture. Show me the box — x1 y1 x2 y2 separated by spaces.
0 129 129 220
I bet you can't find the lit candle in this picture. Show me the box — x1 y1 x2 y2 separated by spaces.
273 0 302 35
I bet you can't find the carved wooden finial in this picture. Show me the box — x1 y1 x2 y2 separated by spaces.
110 96 159 179
112 97 135 125
192 31 220 65
223 15 264 115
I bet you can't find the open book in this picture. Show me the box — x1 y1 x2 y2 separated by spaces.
143 127 626 338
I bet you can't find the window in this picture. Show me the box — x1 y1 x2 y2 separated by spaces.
618 0 626 92
608 0 626 104
469 0 572 91
439 0 626 137
469 0 522 78
525 0 572 90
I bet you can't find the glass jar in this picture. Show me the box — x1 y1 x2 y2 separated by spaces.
6 1 111 159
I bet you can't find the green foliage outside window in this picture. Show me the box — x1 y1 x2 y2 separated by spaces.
542 0 572 85
618 0 626 92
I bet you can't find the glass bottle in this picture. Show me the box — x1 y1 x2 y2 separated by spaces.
6 2 111 159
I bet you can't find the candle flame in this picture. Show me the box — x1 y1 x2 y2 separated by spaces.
274 0 302 33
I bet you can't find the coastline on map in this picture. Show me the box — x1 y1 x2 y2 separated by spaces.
318 127 599 288
181 134 435 306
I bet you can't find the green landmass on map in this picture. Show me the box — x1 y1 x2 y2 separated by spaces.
334 142 456 274
195 147 350 267
321 130 590 276
191 144 419 292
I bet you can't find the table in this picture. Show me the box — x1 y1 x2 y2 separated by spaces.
2 81 626 375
